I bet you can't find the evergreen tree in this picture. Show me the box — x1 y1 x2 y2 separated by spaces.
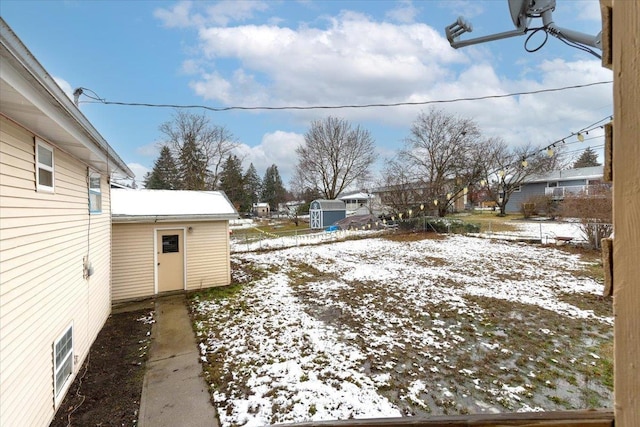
144 145 179 189
261 164 287 212
573 147 601 168
178 137 208 190
219 155 245 210
243 163 262 211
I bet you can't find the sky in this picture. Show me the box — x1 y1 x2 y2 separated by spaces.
1 0 612 187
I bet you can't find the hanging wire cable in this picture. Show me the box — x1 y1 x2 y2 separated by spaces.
75 81 612 112
524 27 549 53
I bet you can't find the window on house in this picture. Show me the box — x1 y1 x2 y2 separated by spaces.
54 325 73 402
547 181 558 187
36 139 54 192
89 173 102 213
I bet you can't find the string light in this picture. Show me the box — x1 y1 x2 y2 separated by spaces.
577 133 585 142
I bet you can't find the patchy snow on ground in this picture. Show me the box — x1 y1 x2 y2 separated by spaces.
193 233 612 426
472 220 586 244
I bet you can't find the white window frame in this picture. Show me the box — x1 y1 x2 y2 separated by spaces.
36 138 55 192
53 324 74 405
89 172 102 214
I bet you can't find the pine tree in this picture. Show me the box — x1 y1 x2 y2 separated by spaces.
144 145 179 189
261 164 286 212
219 155 245 210
178 137 208 190
243 163 262 212
573 147 601 168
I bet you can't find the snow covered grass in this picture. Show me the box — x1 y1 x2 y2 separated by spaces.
191 233 612 427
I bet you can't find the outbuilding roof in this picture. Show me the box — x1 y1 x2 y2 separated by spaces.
311 199 346 211
112 189 238 222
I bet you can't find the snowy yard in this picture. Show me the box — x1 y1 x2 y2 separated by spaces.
192 231 612 427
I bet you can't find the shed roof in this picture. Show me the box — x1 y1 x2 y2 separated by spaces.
525 166 603 184
112 189 238 222
311 199 346 211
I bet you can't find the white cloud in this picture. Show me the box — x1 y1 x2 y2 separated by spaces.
136 142 162 157
234 130 304 182
154 0 269 28
53 77 74 101
154 1 201 28
438 1 485 19
203 0 269 26
575 0 602 21
385 0 419 24
126 162 151 184
193 15 464 108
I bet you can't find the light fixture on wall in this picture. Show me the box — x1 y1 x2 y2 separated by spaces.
188 226 193 233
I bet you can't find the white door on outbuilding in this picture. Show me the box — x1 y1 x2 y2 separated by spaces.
310 209 321 229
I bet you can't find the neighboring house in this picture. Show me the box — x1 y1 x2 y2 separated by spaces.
252 202 270 217
0 18 133 427
339 191 375 214
111 189 238 302
505 166 604 213
309 199 346 229
278 200 305 215
371 180 467 215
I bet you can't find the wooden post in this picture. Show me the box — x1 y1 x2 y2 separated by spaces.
602 1 640 426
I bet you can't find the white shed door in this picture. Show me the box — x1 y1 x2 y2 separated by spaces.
310 210 321 229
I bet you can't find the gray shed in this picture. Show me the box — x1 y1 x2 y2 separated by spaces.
309 199 346 229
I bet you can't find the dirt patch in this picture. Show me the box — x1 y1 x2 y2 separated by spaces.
49 308 154 427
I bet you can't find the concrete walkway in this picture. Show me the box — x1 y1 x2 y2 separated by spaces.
138 294 219 426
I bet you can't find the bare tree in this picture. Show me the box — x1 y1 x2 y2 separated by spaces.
399 108 483 217
478 139 557 216
159 110 238 190
295 116 377 199
377 157 421 213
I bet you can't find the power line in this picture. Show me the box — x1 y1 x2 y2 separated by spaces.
76 81 612 112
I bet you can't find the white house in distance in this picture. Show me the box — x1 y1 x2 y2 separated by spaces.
0 18 133 427
111 189 238 302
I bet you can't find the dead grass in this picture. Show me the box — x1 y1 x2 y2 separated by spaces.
192 234 613 421
383 231 446 242
459 212 522 233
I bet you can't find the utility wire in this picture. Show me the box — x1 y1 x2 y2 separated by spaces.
76 81 612 112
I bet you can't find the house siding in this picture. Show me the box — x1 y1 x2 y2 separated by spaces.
0 117 111 426
112 220 231 301
506 183 546 213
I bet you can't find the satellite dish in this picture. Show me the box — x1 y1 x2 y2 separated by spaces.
508 0 529 28
444 0 601 55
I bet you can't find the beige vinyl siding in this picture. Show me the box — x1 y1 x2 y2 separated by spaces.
112 220 231 301
0 117 112 427
185 221 231 291
112 223 156 301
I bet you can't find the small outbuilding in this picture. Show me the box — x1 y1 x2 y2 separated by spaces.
252 202 270 218
111 189 238 302
309 199 346 230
